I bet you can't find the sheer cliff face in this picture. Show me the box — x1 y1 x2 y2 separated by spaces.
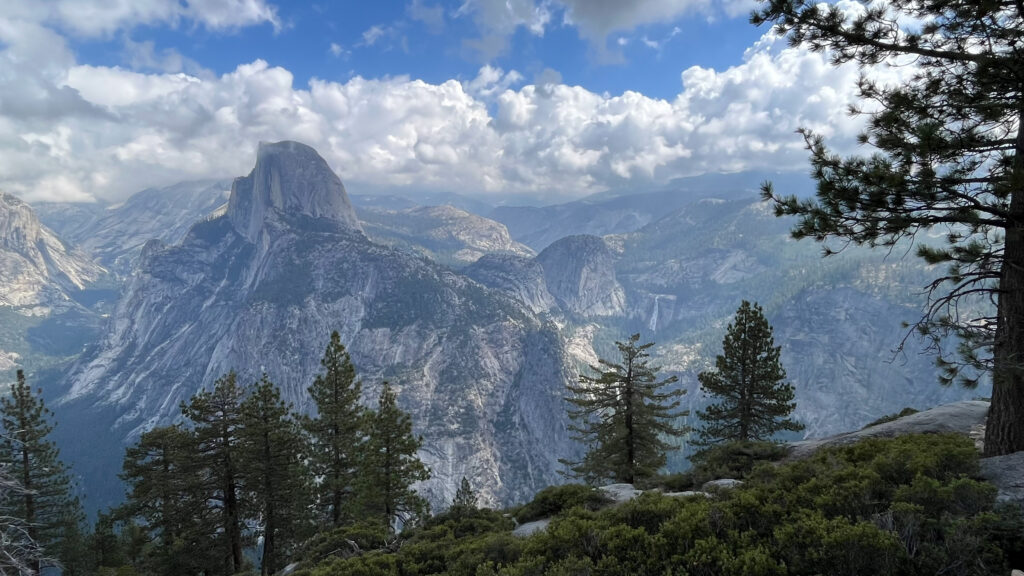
0 193 104 310
228 141 361 242
63 141 571 507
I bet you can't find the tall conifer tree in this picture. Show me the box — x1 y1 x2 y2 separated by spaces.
240 374 313 576
120 424 218 576
0 369 84 574
357 382 430 532
303 331 364 527
755 0 1024 455
562 334 688 485
182 371 247 576
696 301 803 448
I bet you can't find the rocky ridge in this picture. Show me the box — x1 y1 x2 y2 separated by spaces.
358 204 533 266
0 192 104 312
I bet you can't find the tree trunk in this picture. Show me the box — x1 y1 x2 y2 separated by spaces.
624 360 635 484
985 107 1024 456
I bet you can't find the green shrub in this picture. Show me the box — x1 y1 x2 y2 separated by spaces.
297 434 1023 576
688 440 789 484
863 407 919 428
514 484 611 523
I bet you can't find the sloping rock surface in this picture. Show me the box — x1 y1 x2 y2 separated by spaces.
785 400 990 460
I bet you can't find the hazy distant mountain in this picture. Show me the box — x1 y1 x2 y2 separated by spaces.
472 196 981 450
351 191 494 216
61 141 572 509
358 204 533 266
35 180 231 276
489 171 814 252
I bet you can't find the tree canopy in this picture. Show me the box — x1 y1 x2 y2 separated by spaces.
562 334 689 485
756 0 1024 454
696 300 803 449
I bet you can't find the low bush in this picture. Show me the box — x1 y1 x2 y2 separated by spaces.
514 483 612 523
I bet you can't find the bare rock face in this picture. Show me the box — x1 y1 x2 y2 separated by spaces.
34 180 231 277
0 193 104 310
465 254 556 314
535 235 626 317
785 401 990 461
228 140 361 242
63 141 570 508
358 204 533 266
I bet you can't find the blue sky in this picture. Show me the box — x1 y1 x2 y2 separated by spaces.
0 1 889 204
71 2 764 99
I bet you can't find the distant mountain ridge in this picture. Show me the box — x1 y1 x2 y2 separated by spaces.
35 180 231 276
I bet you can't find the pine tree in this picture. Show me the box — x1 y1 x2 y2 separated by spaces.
240 374 313 576
0 369 85 574
450 476 478 513
181 371 247 576
696 301 803 448
561 334 689 485
357 382 430 532
302 331 364 527
120 424 218 576
755 0 1024 455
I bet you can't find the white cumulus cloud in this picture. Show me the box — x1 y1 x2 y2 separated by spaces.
0 13 911 204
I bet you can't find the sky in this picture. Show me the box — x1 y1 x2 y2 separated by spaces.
0 0 902 205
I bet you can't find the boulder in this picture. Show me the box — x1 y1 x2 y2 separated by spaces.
599 483 642 504
512 518 551 537
664 491 711 499
701 479 743 491
979 451 1024 504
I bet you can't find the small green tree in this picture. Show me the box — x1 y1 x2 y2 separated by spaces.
181 371 247 576
356 382 430 532
561 334 689 485
0 369 85 573
240 374 313 575
696 301 803 449
450 476 478 513
302 331 364 527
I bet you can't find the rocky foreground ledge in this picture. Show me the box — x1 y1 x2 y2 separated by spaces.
787 400 1024 503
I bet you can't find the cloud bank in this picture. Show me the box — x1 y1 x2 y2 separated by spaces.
0 1 905 203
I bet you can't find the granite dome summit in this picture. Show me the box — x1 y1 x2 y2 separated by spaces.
228 141 362 242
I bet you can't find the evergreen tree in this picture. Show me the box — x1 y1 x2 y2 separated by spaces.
88 511 125 573
754 0 1024 455
357 383 430 532
181 371 247 576
561 334 689 485
120 424 218 576
450 476 478 513
302 331 364 527
0 369 85 574
240 374 313 576
696 301 802 448
0 462 42 574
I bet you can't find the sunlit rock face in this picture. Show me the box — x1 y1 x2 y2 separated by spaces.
63 141 573 508
0 192 104 311
535 235 626 318
228 140 362 242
